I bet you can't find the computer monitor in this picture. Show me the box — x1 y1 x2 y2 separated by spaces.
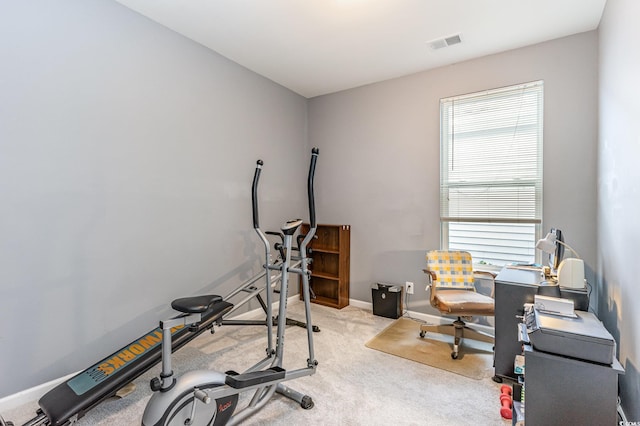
548 228 564 271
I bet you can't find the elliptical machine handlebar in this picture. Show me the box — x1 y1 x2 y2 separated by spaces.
308 147 318 229
252 148 318 239
298 148 319 253
252 159 264 230
251 158 274 281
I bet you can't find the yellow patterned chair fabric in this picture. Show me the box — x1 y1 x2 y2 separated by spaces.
419 250 495 359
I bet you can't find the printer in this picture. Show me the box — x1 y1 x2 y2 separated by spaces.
520 303 616 365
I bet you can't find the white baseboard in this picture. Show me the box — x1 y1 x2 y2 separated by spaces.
0 296 494 414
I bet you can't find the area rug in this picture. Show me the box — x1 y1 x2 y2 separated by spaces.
365 317 494 380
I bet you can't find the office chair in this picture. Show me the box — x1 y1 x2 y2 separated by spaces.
419 250 495 359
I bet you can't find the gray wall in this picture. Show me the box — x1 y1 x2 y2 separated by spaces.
309 32 599 315
598 0 640 419
0 1 308 397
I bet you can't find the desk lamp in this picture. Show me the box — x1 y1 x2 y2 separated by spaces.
536 231 581 259
536 232 585 289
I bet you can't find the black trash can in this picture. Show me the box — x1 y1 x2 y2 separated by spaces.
371 283 403 319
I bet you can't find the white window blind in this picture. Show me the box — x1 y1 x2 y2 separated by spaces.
440 81 543 266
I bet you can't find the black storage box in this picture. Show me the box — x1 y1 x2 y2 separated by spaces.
372 283 403 319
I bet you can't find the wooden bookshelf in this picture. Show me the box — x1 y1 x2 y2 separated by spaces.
300 224 350 309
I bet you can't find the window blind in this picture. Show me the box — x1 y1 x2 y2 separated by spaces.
440 81 543 224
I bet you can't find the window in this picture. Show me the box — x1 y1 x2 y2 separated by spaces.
439 81 543 267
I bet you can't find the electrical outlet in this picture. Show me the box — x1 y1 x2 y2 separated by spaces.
405 281 414 295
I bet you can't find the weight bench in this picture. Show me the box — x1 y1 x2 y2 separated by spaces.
35 298 233 426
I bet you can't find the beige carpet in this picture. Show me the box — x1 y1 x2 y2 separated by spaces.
365 317 494 380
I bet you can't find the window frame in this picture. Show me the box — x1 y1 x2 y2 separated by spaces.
439 81 544 268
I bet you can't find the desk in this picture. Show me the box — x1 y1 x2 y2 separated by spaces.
493 267 589 382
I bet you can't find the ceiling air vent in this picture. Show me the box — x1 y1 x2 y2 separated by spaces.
428 33 462 50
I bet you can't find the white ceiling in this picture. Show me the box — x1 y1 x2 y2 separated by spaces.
115 0 607 98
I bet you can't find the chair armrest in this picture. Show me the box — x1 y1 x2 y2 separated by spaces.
473 270 496 298
473 270 496 279
423 269 437 281
423 269 438 304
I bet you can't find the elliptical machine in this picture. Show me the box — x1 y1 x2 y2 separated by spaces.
141 148 320 426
